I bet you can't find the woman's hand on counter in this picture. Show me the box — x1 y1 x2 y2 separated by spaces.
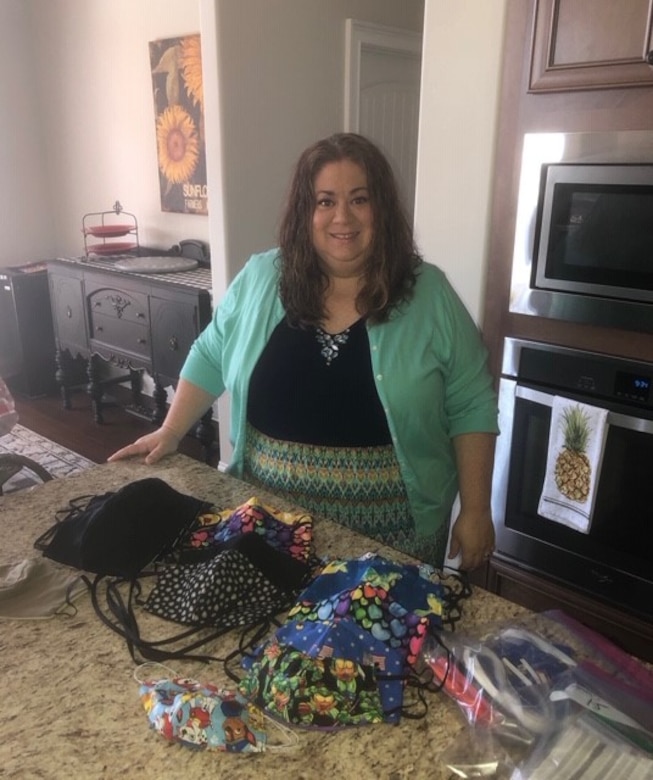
107 379 216 466
448 507 496 571
107 424 182 465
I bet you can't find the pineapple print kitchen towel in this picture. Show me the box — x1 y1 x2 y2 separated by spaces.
538 397 608 533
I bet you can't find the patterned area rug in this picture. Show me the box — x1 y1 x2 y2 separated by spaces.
0 424 96 494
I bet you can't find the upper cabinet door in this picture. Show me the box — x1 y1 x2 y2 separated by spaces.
529 0 653 92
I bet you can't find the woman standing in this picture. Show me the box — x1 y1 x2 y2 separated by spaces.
109 133 498 571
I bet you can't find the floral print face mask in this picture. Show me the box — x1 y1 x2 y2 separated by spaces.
239 554 447 729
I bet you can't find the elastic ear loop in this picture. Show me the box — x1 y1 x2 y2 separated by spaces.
133 661 181 685
132 663 300 752
258 712 299 752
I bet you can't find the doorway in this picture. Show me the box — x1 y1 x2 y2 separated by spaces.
345 19 423 220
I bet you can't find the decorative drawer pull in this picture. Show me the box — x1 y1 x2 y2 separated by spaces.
66 306 72 319
169 336 178 351
96 326 104 333
137 338 147 345
137 312 145 319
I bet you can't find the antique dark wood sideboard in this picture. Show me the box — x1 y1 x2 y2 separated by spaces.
47 256 215 455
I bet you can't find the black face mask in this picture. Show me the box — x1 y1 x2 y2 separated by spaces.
34 477 211 579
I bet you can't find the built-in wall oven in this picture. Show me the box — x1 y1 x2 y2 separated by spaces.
493 337 653 623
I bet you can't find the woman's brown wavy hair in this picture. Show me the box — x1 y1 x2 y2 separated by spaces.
277 133 421 326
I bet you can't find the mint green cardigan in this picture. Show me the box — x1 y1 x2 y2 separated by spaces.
180 249 499 540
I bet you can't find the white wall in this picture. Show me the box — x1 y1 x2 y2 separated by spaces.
2 0 423 274
415 0 508 322
0 0 55 266
7 0 209 266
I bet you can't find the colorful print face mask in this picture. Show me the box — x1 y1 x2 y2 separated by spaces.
239 554 446 729
139 675 267 753
240 617 394 728
186 497 314 563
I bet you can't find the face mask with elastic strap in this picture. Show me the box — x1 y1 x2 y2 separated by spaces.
237 553 461 729
33 478 212 578
135 663 298 754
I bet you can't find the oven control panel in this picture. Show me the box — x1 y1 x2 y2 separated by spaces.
502 337 653 411
614 370 651 403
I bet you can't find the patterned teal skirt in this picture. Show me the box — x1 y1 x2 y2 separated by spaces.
243 424 447 568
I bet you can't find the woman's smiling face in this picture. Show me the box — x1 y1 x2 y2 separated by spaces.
311 159 374 279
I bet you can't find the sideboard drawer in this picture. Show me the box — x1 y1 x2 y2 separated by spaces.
86 283 149 327
89 312 150 362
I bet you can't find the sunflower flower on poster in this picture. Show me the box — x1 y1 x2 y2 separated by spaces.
149 34 208 215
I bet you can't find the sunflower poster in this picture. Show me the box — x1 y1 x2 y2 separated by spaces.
149 34 207 215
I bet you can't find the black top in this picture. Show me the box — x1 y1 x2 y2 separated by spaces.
247 317 392 446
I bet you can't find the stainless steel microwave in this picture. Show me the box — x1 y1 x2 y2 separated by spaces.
533 163 653 303
509 131 653 334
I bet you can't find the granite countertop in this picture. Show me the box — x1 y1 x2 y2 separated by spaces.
0 455 535 780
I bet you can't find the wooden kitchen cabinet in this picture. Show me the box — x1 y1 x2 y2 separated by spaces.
529 0 653 92
482 0 653 666
47 257 215 454
487 557 653 663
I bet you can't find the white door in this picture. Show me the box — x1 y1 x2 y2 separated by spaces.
345 20 423 220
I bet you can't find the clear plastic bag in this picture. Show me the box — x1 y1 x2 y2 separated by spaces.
548 666 653 756
420 621 578 742
515 708 653 779
420 612 653 778
441 727 520 778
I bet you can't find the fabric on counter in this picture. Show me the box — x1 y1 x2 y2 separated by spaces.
0 557 86 619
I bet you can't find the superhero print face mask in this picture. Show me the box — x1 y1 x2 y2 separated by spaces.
138 670 266 753
136 665 298 754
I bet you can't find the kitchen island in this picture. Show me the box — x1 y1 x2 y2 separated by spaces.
0 455 550 779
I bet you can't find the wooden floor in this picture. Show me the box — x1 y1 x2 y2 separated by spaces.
12 385 220 467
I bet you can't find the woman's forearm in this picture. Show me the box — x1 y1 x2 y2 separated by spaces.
159 378 218 440
452 431 496 512
448 432 497 568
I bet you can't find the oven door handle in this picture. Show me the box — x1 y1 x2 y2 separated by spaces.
515 385 653 434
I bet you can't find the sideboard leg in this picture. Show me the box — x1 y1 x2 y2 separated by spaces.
196 409 217 464
152 379 167 427
129 368 143 410
54 348 72 410
87 355 105 424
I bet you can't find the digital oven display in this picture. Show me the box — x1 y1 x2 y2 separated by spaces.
614 371 651 402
